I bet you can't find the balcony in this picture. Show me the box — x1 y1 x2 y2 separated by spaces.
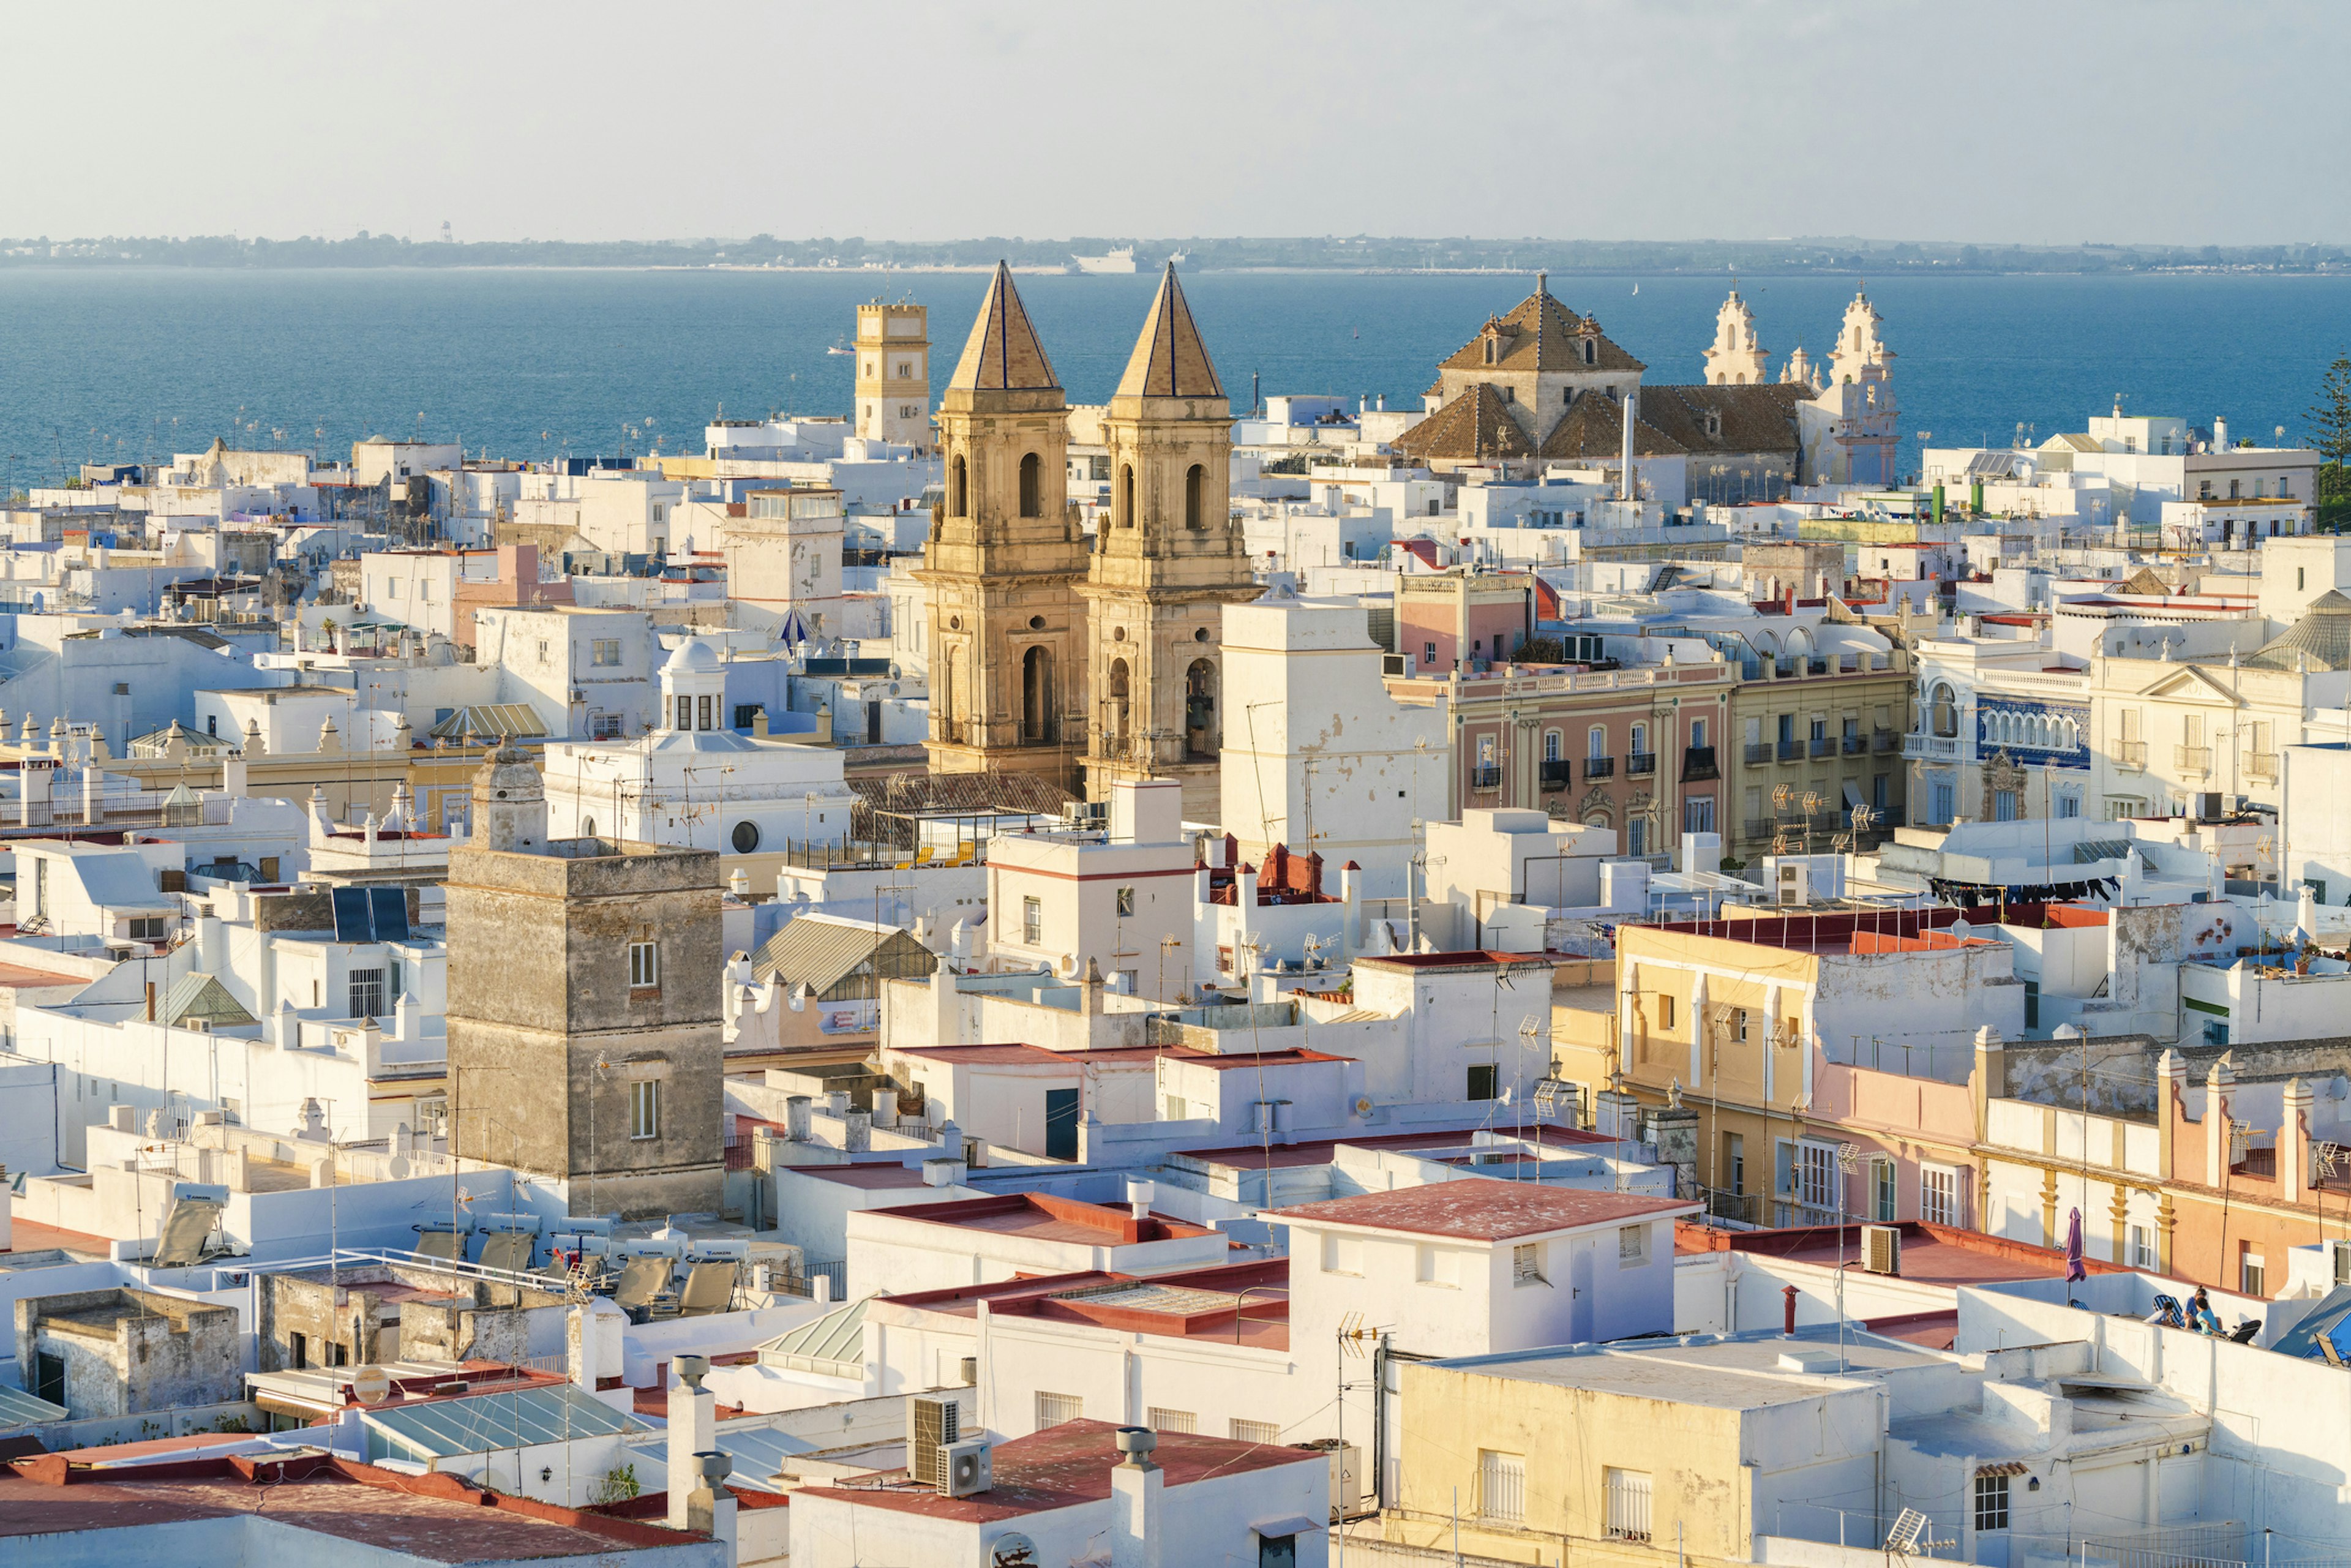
1809 737 1836 759
1584 756 1616 780
1842 733 1867 755
1873 729 1899 753
1744 743 1774 765
1682 745 1719 782
2248 751 2279 781
2117 740 2148 770
1776 739 1804 761
1471 763 1503 792
1903 732 1959 760
1627 751 1657 776
2175 745 2212 776
1539 759 1572 792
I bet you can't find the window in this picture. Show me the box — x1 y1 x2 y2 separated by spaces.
1467 1062 1498 1100
1480 1450 1528 1525
2241 1245 2266 1297
1690 717 1708 748
591 639 621 667
2058 789 2081 819
1259 1533 1299 1568
1922 1163 1963 1226
1588 726 1607 760
590 712 623 740
1993 789 2018 822
1793 1140 1837 1209
1022 896 1042 944
129 916 167 941
1684 797 1715 834
1232 1418 1282 1444
1605 1467 1653 1542
1657 992 1676 1031
1731 1007 1750 1043
1147 1407 1196 1433
1115 887 1136 917
1727 1132 1745 1195
1019 452 1041 517
629 1078 661 1140
697 694 713 730
1185 463 1205 530
1511 1242 1547 1285
1618 1223 1648 1265
675 695 693 731
629 940 659 989
2130 1224 2156 1270
1035 1392 1083 1428
537 639 550 662
1873 1158 1897 1223
348 967 385 1019
1321 1234 1363 1275
1974 1472 2011 1532
1627 817 1648 856
1930 781 1957 825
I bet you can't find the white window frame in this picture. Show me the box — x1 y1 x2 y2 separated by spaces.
629 940 659 989
1921 1162 1964 1228
1604 1466 1652 1542
1479 1450 1527 1526
1035 1391 1083 1428
1617 1223 1648 1267
1022 896 1043 945
1512 1241 1547 1286
629 1078 661 1141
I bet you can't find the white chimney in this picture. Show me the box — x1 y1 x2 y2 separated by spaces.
666 1356 714 1531
1125 1176 1156 1221
1109 1427 1164 1568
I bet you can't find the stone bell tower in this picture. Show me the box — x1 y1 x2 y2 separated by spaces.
918 262 1089 785
1080 264 1258 820
1703 287 1769 386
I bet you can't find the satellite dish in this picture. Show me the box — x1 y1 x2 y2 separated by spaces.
989 1531 1040 1568
1353 1095 1374 1117
349 1366 391 1405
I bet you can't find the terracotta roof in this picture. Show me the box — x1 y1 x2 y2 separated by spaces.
948 262 1060 393
1114 264 1224 400
1270 1176 1692 1240
1390 384 1534 461
1638 383 1809 456
795 1418 1320 1524
1438 286 1644 375
1537 389 1685 459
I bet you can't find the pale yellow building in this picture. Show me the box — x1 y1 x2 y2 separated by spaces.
855 299 931 449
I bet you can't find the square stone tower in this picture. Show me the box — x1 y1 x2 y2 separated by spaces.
444 744 724 1218
855 299 931 450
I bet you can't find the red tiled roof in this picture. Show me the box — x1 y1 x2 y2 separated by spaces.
795 1418 1321 1523
1270 1176 1692 1241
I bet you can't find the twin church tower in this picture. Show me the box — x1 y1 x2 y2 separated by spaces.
917 263 1256 816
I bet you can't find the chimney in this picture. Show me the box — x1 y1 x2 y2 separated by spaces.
785 1095 812 1141
666 1356 715 1530
1619 387 1638 502
1109 1427 1164 1568
1125 1176 1155 1221
686 1451 737 1557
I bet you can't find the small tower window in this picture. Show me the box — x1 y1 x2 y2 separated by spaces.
1185 465 1205 530
1583 339 1597 366
1120 464 1136 528
1019 452 1041 518
950 455 967 516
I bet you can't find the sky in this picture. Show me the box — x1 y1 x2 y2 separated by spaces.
6 0 2344 248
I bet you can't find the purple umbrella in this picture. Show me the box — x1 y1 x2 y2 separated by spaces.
2064 1206 2087 1283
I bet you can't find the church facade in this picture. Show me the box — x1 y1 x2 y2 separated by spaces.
1394 277 1900 494
917 263 1256 819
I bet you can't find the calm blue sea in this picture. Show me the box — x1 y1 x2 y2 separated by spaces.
2 267 2347 496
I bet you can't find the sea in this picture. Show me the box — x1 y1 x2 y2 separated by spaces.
2 266 2348 497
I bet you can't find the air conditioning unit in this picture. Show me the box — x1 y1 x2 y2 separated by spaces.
1861 1224 1902 1277
2331 1239 2351 1287
908 1394 961 1487
940 1436 993 1498
1381 651 1415 678
1776 861 1809 907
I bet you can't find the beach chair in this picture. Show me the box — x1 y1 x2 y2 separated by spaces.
913 846 936 866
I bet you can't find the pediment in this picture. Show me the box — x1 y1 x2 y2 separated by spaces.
2141 666 2246 707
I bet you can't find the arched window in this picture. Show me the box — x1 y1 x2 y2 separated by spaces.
1184 658 1217 757
1185 464 1204 530
950 455 967 516
1108 659 1131 755
1930 683 1959 738
1119 464 1136 528
1582 339 1596 366
1019 452 1041 518
1022 646 1054 744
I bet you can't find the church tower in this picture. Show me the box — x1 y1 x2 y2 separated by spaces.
1703 288 1769 385
854 298 930 449
918 263 1089 785
1079 264 1258 819
1829 286 1895 387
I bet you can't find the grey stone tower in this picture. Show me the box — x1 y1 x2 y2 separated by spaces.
444 748 724 1218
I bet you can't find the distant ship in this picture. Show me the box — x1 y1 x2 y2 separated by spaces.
825 336 853 356
1071 246 1138 275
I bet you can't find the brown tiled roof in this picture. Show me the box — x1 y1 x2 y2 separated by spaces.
1537 390 1687 459
1637 383 1809 456
1438 286 1644 375
948 261 1060 392
1390 383 1534 460
1114 264 1223 399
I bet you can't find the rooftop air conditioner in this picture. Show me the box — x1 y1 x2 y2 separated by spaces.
1861 1224 1902 1276
940 1436 993 1498
2332 1239 2351 1288
909 1394 961 1487
1381 652 1415 678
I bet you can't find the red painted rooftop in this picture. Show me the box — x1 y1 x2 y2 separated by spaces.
882 1257 1292 1349
4 1218 111 1257
868 1191 1217 1247
796 1417 1320 1523
1674 1220 2126 1288
791 1162 949 1190
1270 1176 1692 1241
1174 1122 1616 1170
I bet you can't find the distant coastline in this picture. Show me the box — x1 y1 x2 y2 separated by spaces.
3 233 2343 276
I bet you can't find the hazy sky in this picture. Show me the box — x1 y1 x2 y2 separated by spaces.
7 0 2342 247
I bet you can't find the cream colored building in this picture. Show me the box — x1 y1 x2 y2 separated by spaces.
1079 265 1259 819
711 485 846 638
854 299 930 449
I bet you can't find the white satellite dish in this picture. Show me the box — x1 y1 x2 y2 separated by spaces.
989 1531 1040 1568
349 1366 391 1405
